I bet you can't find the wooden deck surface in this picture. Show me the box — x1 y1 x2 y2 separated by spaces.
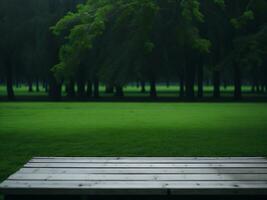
1 157 267 196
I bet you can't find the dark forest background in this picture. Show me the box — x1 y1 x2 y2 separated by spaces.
0 0 267 101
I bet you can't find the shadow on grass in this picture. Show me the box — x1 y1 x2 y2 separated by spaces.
1 92 267 103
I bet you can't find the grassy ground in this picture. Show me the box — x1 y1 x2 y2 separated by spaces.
1 102 267 186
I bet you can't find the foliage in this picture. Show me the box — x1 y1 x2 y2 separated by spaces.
0 0 266 99
231 10 254 29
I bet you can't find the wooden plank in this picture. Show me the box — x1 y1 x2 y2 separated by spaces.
8 174 267 181
30 158 267 164
2 180 267 189
1 157 267 196
34 157 267 160
24 163 267 168
1 188 267 196
17 168 267 174
1 180 267 195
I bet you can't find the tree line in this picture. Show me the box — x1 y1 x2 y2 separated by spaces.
1 0 267 100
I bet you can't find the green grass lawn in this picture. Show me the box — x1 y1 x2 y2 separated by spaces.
1 102 267 186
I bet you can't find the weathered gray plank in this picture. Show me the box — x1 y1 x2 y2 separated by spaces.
1 157 267 196
1 180 267 195
24 163 267 168
17 168 267 174
2 180 267 189
8 174 267 181
34 157 266 160
30 158 267 163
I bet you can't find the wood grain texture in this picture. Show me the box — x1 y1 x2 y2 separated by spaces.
1 157 267 196
24 163 267 168
17 168 267 174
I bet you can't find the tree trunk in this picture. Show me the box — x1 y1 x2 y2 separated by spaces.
28 80 33 92
44 82 48 93
93 79 99 98
197 63 203 98
166 81 170 88
77 79 85 98
87 81 92 97
105 85 114 94
260 84 264 93
136 82 140 88
150 80 157 98
223 81 227 90
256 83 260 93
49 76 62 101
251 84 255 93
179 73 185 98
234 64 242 100
115 86 124 98
251 73 257 93
15 80 19 88
213 70 221 98
141 81 146 93
67 79 75 98
43 81 46 89
64 84 68 93
185 63 195 100
36 79 40 92
5 62 14 100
